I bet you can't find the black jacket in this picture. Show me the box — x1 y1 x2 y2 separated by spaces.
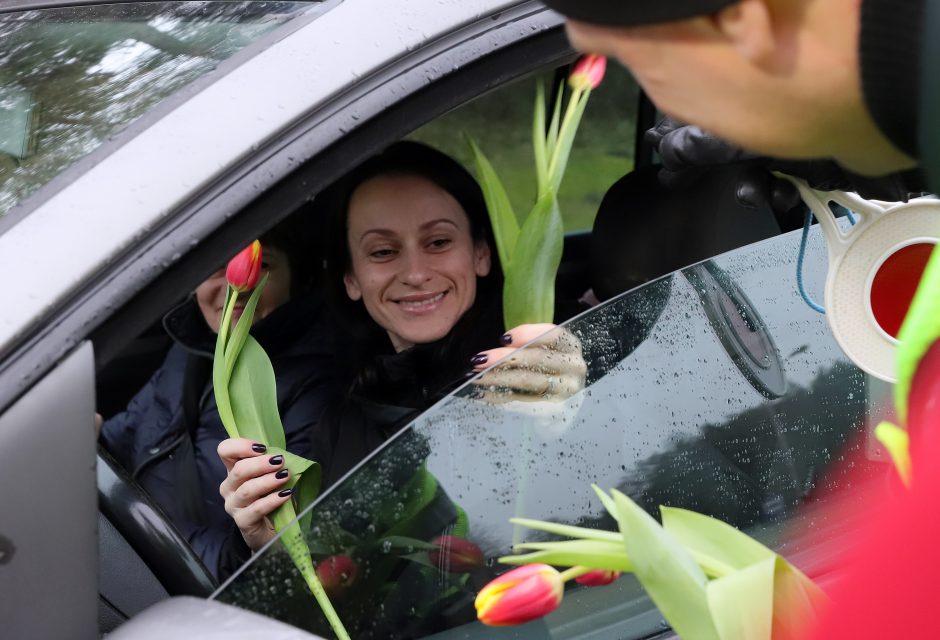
100 294 335 579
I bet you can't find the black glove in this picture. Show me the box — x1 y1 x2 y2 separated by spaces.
645 117 926 219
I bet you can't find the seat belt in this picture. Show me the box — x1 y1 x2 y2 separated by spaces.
173 353 213 527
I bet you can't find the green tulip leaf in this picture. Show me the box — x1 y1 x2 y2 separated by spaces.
660 506 774 578
895 246 940 421
509 517 622 543
548 90 589 194
228 334 286 449
770 556 828 639
500 539 632 572
533 81 549 197
610 489 720 640
466 134 519 271
706 556 775 640
213 287 239 438
503 191 563 327
223 273 268 383
546 82 564 158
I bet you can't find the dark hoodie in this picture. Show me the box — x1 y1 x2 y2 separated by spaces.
100 293 335 579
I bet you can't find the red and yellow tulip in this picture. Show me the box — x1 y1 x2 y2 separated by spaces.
475 564 563 626
568 54 607 91
575 568 621 587
225 240 262 292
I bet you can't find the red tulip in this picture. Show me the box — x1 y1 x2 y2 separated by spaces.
568 54 607 91
575 569 621 587
315 555 358 597
475 564 563 626
429 535 485 573
225 240 262 292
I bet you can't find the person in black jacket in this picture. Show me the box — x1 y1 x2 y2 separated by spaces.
99 217 335 580
217 141 586 554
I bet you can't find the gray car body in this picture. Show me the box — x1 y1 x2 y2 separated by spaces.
0 1 566 637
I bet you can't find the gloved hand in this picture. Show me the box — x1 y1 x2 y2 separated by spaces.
645 117 925 221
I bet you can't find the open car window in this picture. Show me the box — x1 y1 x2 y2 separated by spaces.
214 221 888 636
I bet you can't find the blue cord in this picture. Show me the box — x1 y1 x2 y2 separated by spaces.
796 207 826 314
796 204 858 314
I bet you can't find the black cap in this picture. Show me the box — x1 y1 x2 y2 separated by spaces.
541 0 738 27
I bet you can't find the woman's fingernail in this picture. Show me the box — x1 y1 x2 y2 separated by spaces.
278 488 294 498
471 353 488 366
500 333 512 346
269 455 284 466
251 443 267 453
464 371 477 379
275 469 289 480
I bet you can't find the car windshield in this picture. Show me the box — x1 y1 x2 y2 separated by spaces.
0 1 320 219
214 225 888 638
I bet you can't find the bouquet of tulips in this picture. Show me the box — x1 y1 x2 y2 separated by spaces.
215 241 350 640
476 487 828 639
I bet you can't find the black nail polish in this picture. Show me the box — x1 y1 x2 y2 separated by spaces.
500 333 512 346
269 455 284 466
251 443 267 453
275 468 289 480
470 353 488 366
278 488 294 498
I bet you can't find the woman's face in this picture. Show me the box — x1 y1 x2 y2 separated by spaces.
343 173 492 352
196 245 292 333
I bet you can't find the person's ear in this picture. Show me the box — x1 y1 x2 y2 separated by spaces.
474 240 492 277
343 272 362 301
713 0 776 66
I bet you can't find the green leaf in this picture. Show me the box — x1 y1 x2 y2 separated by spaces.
533 81 549 197
548 89 590 194
660 507 775 578
706 557 775 640
376 536 440 553
611 490 719 640
223 273 268 383
546 81 564 158
228 335 285 448
503 191 563 327
509 517 623 543
895 246 940 422
874 421 912 487
465 134 519 271
591 484 618 518
770 556 828 640
500 539 633 572
212 287 239 438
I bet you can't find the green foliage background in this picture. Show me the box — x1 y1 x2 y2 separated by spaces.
409 64 640 232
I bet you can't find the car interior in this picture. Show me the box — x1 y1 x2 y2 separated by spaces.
83 19 885 640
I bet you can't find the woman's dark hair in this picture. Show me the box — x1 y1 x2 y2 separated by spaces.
321 140 504 393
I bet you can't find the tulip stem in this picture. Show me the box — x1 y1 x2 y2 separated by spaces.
558 566 593 583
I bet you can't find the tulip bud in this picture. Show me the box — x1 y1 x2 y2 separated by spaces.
575 569 621 587
429 535 485 573
475 564 563 626
316 555 358 598
225 240 262 292
568 54 607 91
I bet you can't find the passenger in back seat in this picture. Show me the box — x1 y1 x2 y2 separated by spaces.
99 214 335 580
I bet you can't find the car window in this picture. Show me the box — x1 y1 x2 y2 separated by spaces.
0 1 321 219
409 63 640 232
214 224 890 638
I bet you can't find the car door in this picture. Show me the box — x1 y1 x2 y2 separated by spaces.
0 1 584 636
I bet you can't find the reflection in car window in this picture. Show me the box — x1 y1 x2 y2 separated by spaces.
215 227 891 638
0 1 319 218
409 64 639 232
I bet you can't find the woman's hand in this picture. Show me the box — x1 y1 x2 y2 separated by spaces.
471 323 587 402
218 438 293 551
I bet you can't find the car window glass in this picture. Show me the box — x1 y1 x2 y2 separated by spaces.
214 224 890 638
0 1 320 219
409 63 639 232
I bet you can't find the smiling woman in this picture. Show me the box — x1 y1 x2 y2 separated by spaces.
215 141 586 573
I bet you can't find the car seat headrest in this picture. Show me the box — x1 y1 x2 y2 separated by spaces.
590 164 782 301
